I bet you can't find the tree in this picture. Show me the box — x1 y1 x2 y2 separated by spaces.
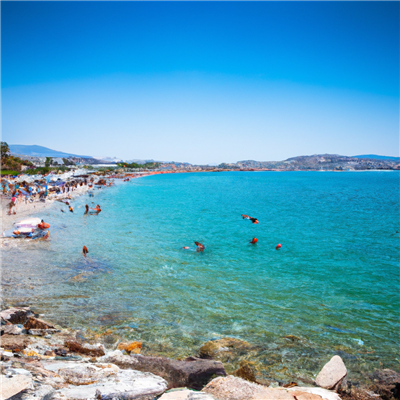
45 157 52 167
1 142 10 161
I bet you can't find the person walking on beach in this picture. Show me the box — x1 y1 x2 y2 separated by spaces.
195 241 205 252
82 246 89 257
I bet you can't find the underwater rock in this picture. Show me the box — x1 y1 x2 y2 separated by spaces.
117 341 142 354
234 360 258 383
370 369 400 399
315 356 347 391
0 307 34 325
65 340 105 357
202 375 294 400
198 338 252 360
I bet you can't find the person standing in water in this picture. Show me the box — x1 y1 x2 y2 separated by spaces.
84 204 89 215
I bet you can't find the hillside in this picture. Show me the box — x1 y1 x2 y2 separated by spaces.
352 154 400 161
9 144 91 158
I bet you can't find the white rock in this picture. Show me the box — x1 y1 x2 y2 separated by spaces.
6 384 54 400
0 374 33 400
288 387 342 400
52 369 167 400
315 356 347 390
58 363 119 385
159 389 216 399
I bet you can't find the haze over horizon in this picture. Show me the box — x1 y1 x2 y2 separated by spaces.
2 2 399 164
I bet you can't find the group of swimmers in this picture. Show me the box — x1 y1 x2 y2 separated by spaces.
84 204 101 214
183 214 265 253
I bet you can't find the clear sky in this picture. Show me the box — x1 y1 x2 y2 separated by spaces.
2 1 399 164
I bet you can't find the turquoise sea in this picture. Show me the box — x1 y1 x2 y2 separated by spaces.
2 171 400 384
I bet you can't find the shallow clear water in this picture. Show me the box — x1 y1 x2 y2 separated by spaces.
2 171 400 383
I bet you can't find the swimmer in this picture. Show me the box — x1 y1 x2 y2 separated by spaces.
82 246 89 257
194 241 205 252
250 217 259 224
250 238 258 244
69 206 74 212
92 204 101 213
183 246 190 250
38 220 48 229
84 204 89 215
241 214 251 220
61 209 65 213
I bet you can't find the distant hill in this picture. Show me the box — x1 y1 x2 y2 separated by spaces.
10 144 91 158
352 154 400 161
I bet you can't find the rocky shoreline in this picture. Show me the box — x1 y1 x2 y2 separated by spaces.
1 307 399 400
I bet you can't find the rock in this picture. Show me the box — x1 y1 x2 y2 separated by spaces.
7 384 55 400
315 356 347 391
52 369 167 400
202 375 295 400
28 329 59 336
103 352 226 390
0 374 33 399
117 341 142 354
0 334 32 352
24 317 56 331
58 363 119 385
99 350 139 369
234 360 258 383
370 369 400 399
65 340 105 357
159 389 216 399
287 387 342 400
198 338 252 360
0 307 33 325
1 324 23 335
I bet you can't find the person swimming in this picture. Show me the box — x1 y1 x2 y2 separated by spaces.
250 217 259 224
241 214 251 219
194 241 205 252
250 238 258 244
82 246 89 257
84 204 89 215
69 206 74 212
183 246 190 250
91 204 101 213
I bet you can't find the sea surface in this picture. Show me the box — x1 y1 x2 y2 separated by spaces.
2 171 400 384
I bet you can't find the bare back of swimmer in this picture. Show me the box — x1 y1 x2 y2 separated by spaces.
83 246 89 257
194 241 205 252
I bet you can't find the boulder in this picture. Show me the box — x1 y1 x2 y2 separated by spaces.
0 374 33 399
198 338 252 360
65 340 105 357
103 352 226 390
0 307 33 325
117 341 142 354
0 334 32 352
234 360 258 383
202 375 295 400
51 369 167 400
58 363 119 385
315 356 347 390
24 317 56 331
287 387 342 400
159 389 216 399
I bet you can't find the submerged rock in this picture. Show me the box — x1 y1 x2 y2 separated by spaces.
315 356 347 391
198 338 252 360
234 360 258 383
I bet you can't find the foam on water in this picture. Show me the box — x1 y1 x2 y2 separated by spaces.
2 171 399 383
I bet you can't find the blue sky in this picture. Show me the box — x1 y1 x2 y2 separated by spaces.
2 1 399 163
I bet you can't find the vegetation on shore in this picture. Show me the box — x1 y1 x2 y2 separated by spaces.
117 161 160 169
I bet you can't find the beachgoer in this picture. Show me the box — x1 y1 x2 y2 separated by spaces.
241 214 251 220
250 238 258 244
69 206 74 212
61 209 65 213
250 217 259 224
84 204 89 215
183 246 189 250
82 246 89 257
194 241 205 252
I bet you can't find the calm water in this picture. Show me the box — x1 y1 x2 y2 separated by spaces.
2 171 400 384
